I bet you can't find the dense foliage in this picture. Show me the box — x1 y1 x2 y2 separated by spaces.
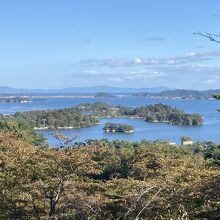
213 94 220 100
133 104 203 125
77 102 203 126
188 141 220 167
103 123 134 133
0 132 219 219
0 96 31 103
213 94 220 112
135 89 220 99
0 115 44 145
12 102 202 129
15 108 99 129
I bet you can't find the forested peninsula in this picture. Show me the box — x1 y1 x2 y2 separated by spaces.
13 102 203 129
0 96 33 103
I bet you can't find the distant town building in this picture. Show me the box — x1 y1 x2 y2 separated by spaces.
180 136 193 145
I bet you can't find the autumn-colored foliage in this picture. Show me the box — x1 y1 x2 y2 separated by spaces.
0 131 219 219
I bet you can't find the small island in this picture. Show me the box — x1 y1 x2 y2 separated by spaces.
0 96 33 103
104 123 134 133
94 92 117 98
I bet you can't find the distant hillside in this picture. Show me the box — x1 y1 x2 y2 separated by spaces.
0 86 169 94
1 86 219 99
134 89 220 99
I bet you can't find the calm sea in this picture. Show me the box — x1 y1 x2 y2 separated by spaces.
0 96 220 145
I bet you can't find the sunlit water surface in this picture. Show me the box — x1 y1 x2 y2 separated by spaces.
0 96 219 145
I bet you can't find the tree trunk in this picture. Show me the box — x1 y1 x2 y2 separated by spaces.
49 199 56 220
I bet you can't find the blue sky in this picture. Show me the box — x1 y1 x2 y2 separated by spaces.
1 0 220 89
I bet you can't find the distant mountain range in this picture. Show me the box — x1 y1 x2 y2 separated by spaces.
0 86 169 94
1 86 220 99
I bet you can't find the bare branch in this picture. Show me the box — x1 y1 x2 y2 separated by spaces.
135 187 163 220
54 183 64 206
39 179 51 199
84 203 103 220
123 185 156 219
194 31 220 43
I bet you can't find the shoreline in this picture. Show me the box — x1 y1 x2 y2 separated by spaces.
0 95 215 100
105 130 134 133
34 116 202 130
29 95 95 99
34 123 100 130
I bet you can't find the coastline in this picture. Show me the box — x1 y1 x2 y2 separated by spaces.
34 122 100 130
30 95 95 99
105 130 134 133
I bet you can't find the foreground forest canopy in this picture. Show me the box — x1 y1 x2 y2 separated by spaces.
0 118 220 220
14 102 203 129
0 117 219 219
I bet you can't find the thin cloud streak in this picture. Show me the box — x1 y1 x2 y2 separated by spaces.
80 51 220 67
137 36 166 44
66 64 220 89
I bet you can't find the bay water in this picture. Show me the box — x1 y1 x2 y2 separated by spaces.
0 96 219 145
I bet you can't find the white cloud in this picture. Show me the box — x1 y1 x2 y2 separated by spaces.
134 58 142 64
80 51 220 68
137 36 166 44
206 79 216 84
130 69 166 78
67 63 220 89
185 52 196 57
83 69 100 75
166 60 176 64
109 77 124 82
